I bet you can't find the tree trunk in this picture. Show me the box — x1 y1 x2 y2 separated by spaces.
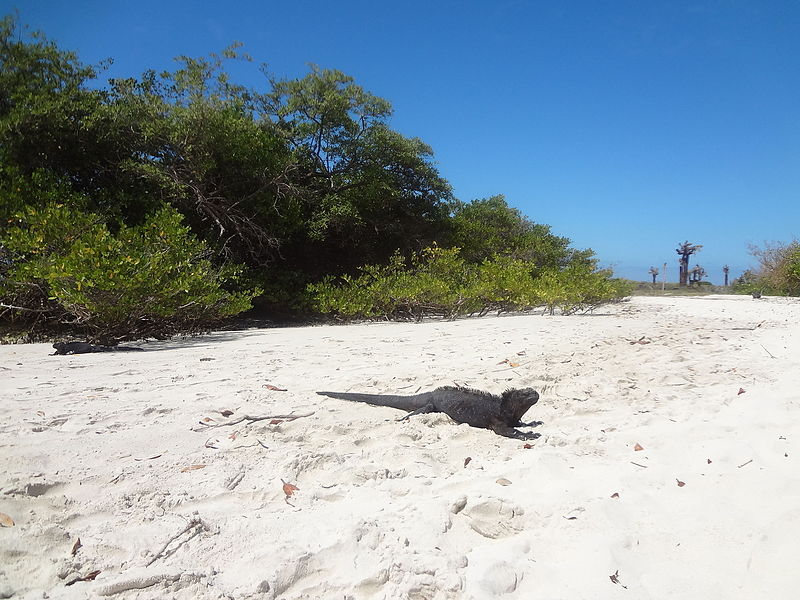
679 258 689 286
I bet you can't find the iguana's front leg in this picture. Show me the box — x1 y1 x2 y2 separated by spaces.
515 419 544 428
398 403 438 421
492 426 541 441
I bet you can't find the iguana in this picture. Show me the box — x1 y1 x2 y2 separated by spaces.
52 342 145 355
316 386 540 439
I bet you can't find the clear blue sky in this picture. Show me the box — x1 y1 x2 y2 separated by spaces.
5 0 799 284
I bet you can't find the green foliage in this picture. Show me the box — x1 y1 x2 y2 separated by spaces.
466 255 538 313
308 247 465 320
263 66 454 275
0 15 117 194
785 247 800 295
0 165 78 222
450 196 563 264
731 270 760 294
1 203 259 341
734 240 800 296
99 46 303 257
534 265 633 315
307 246 632 321
265 65 392 180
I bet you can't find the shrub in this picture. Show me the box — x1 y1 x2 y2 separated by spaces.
533 264 632 315
1 203 260 341
306 246 632 320
307 247 472 320
734 241 800 296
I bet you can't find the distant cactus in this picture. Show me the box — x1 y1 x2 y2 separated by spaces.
676 241 703 286
689 265 707 285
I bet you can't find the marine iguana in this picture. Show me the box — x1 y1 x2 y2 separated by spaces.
52 342 145 355
316 386 540 439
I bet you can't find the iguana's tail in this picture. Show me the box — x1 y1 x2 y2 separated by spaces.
92 345 145 352
316 390 430 412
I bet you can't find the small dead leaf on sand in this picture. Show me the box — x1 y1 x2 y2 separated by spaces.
0 512 14 527
634 443 644 451
71 538 82 556
609 570 627 588
282 480 299 497
676 479 686 487
181 464 206 472
738 388 746 395
497 359 520 368
263 384 287 391
611 492 619 499
220 410 234 417
65 570 101 586
496 478 512 486
463 457 472 467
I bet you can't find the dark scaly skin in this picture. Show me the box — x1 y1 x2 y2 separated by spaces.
52 342 144 355
316 386 540 440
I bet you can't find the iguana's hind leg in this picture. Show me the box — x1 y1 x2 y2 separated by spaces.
398 402 438 421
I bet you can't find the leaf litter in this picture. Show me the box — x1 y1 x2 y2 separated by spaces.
65 570 101 586
282 479 300 506
609 570 627 588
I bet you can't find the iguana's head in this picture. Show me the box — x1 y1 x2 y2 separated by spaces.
501 388 539 421
52 342 66 354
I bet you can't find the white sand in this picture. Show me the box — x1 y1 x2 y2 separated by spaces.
1 295 799 599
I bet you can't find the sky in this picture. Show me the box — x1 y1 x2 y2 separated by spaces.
5 0 799 284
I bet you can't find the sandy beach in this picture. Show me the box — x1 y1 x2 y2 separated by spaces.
1 294 799 599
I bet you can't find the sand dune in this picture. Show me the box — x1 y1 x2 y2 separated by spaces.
1 295 798 599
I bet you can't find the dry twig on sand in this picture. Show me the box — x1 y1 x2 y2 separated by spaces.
196 411 315 429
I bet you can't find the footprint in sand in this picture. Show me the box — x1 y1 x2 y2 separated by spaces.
4 480 65 498
478 561 520 594
459 497 525 539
